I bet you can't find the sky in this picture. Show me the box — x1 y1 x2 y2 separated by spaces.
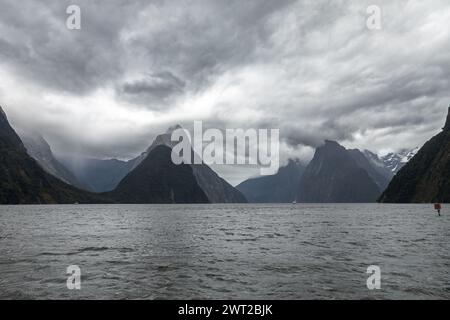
0 0 449 185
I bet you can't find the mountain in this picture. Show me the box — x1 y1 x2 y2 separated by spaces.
128 125 181 170
58 156 136 192
380 147 419 174
348 149 392 191
0 106 108 204
297 140 381 203
118 127 246 203
190 164 247 203
236 159 305 203
108 145 209 203
363 149 395 180
149 128 246 203
379 107 450 203
56 125 179 193
57 127 181 193
18 132 86 189
60 126 246 202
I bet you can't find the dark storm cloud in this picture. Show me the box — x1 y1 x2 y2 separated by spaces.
116 0 296 107
0 0 134 93
118 71 186 107
122 72 185 96
0 0 294 97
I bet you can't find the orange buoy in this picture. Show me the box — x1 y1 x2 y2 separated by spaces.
434 203 442 216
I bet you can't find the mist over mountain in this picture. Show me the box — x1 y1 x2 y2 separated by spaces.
0 106 245 204
129 125 181 170
58 156 136 193
380 107 450 203
0 106 107 204
59 126 246 203
56 126 180 193
0 102 432 204
236 141 421 204
18 131 86 190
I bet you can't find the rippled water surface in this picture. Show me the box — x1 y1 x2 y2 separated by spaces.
0 204 449 299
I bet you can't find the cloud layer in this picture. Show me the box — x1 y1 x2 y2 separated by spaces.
0 0 449 184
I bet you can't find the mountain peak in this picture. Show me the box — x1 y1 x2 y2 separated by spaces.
166 124 182 134
0 105 7 120
321 140 344 149
444 106 450 131
321 140 346 153
298 141 381 203
324 139 339 146
111 144 210 204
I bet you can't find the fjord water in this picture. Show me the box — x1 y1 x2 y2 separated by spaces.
0 204 449 299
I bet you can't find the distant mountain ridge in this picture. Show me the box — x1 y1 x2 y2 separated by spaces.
58 156 136 192
3 101 430 204
236 159 305 203
236 143 420 203
379 107 450 203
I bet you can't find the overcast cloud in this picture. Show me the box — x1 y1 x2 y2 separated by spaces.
0 0 449 184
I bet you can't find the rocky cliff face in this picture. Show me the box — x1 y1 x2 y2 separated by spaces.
379 107 450 203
